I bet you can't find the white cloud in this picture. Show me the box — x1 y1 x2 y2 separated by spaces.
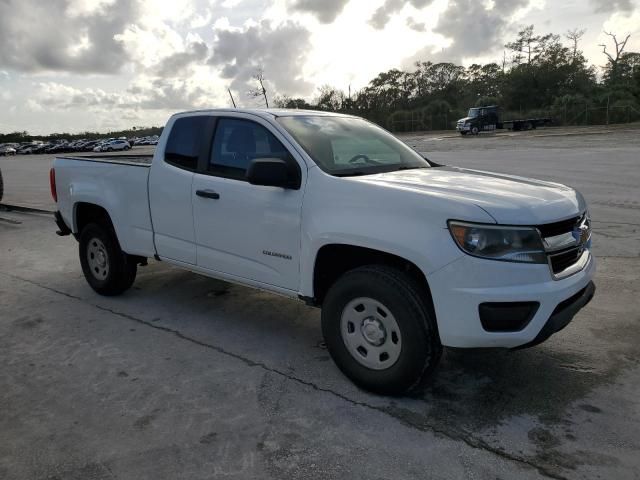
65 0 117 17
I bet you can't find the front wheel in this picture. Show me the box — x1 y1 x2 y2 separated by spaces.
471 126 479 135
79 222 137 296
321 265 442 395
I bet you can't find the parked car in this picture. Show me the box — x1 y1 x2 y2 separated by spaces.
0 145 17 156
82 141 100 152
32 143 51 154
51 109 595 395
0 167 3 202
101 139 131 152
45 143 69 154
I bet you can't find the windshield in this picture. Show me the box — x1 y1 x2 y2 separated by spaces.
468 108 480 118
276 115 430 176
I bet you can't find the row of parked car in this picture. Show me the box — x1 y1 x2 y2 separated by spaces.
0 135 159 156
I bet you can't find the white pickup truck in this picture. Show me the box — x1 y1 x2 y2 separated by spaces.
52 109 595 394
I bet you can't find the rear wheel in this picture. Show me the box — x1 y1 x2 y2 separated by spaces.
79 222 137 296
321 265 442 395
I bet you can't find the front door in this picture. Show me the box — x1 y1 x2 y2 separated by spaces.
192 116 304 291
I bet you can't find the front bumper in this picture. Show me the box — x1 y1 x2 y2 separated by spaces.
456 124 471 132
513 281 595 349
427 250 596 348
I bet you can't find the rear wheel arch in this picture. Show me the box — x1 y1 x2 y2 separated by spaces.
73 203 119 242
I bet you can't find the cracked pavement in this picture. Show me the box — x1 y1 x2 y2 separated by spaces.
1 128 639 479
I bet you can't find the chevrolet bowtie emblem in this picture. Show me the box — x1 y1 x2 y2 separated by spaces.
572 223 590 245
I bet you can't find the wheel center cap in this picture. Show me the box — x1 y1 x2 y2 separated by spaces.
97 251 106 267
361 317 386 346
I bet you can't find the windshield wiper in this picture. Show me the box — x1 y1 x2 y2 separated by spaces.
334 171 371 177
394 166 428 171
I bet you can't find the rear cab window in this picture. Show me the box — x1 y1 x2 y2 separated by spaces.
164 116 211 171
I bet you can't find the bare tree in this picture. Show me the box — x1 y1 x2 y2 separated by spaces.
565 28 586 58
599 31 632 82
248 68 269 108
599 31 631 65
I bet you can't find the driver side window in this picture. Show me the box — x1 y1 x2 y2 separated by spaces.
209 118 291 180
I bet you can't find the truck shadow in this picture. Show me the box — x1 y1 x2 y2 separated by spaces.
409 346 607 429
127 265 627 434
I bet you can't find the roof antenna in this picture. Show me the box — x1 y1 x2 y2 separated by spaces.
228 88 237 108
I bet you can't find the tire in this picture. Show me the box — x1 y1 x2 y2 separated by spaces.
79 222 137 296
471 126 479 135
124 146 130 151
107 147 113 152
460 131 468 136
321 265 442 395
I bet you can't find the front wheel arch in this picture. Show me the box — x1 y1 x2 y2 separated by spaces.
311 244 437 321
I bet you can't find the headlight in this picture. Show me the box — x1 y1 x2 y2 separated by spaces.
448 221 546 264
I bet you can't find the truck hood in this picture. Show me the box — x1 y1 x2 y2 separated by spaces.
355 166 585 225
457 117 474 123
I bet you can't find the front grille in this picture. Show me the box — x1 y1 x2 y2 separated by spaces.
549 247 582 274
537 216 579 238
537 213 589 278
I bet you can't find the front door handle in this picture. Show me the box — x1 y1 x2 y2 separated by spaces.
196 189 220 200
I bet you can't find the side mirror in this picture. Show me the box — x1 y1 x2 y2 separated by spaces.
246 158 299 189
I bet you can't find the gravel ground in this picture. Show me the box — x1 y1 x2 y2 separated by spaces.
1 125 639 479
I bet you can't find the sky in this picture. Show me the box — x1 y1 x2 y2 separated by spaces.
0 0 638 135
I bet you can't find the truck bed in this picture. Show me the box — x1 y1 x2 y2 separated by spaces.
54 155 156 258
56 154 153 167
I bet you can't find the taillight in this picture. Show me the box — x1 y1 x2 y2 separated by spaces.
50 168 57 202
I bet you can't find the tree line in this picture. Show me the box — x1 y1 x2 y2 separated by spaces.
274 26 640 131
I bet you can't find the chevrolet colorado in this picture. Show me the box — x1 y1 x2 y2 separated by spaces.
51 109 595 394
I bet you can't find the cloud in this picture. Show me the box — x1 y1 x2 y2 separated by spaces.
0 0 135 74
406 16 427 32
154 41 209 77
369 0 434 30
403 0 531 65
209 20 314 99
34 82 127 108
32 76 213 113
289 0 350 23
590 0 634 13
134 78 210 110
